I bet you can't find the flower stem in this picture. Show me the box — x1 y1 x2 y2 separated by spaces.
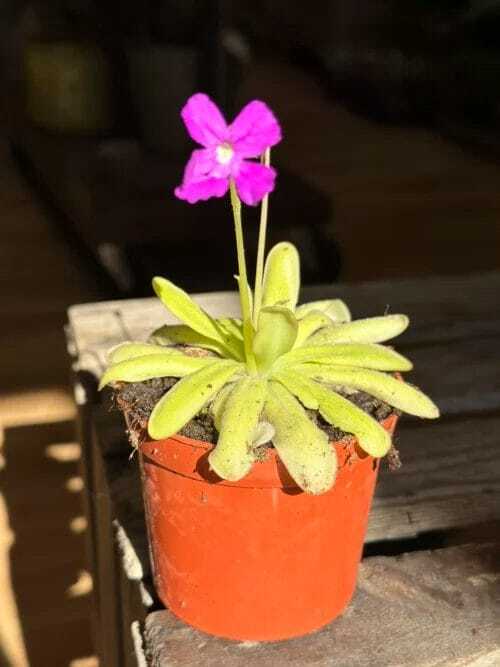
253 148 271 327
229 180 257 372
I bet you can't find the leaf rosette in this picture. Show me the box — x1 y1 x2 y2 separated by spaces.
100 242 439 495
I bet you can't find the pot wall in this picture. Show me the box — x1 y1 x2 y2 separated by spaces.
140 415 397 641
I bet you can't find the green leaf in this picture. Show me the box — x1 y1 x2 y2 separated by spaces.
150 324 242 360
308 314 409 345
251 421 275 447
218 317 243 341
152 277 229 345
279 343 413 371
208 376 268 481
148 360 242 440
99 353 218 389
296 299 351 323
107 342 185 364
272 368 319 409
234 275 253 314
261 242 300 311
297 375 392 457
293 310 332 348
298 365 440 419
210 382 236 431
265 382 337 494
252 306 298 372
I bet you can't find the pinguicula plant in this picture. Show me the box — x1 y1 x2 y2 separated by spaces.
100 93 439 494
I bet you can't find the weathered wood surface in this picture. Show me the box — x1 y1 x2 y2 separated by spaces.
74 400 100 651
89 410 155 667
145 541 500 667
69 271 500 346
369 412 500 541
67 291 241 380
114 520 153 667
67 272 500 667
67 271 500 384
91 423 123 667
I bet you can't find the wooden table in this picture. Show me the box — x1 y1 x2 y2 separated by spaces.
66 272 500 666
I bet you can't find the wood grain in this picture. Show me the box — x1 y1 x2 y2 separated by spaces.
370 413 500 541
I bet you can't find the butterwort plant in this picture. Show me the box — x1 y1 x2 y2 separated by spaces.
100 93 439 494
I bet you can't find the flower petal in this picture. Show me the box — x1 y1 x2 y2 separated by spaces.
174 148 233 204
182 148 217 181
181 93 229 147
230 101 282 158
235 161 276 206
175 177 229 204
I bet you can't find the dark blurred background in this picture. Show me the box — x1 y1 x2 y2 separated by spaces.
2 0 499 296
1 2 500 666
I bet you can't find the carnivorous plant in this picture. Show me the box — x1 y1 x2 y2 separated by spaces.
100 94 439 494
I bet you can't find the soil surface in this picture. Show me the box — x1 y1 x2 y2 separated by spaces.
113 376 397 452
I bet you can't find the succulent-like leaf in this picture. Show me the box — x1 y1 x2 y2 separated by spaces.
208 376 268 481
150 324 242 360
99 353 218 389
152 277 230 345
279 343 413 371
210 382 236 431
293 310 332 348
298 365 440 419
272 368 319 409
148 360 242 440
251 421 275 447
262 242 300 311
265 382 337 494
234 275 254 314
296 299 351 323
252 306 298 372
218 317 243 341
296 374 392 457
308 315 409 345
107 342 183 364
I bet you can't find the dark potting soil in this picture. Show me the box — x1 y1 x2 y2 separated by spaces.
113 376 397 454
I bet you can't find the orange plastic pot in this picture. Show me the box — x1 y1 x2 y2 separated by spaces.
140 414 397 641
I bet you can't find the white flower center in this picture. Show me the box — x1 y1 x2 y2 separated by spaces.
216 143 234 165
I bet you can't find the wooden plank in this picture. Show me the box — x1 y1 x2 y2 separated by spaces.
91 424 123 667
305 271 500 325
68 292 240 378
90 406 154 667
369 412 500 541
74 399 100 651
114 520 154 667
68 271 500 352
131 620 148 667
88 411 153 666
67 272 500 380
404 336 500 416
144 541 500 667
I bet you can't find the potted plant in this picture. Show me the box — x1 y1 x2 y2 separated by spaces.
100 94 439 641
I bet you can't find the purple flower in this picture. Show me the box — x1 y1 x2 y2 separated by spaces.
175 93 281 206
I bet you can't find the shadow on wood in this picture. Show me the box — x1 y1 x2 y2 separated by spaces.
0 420 93 667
